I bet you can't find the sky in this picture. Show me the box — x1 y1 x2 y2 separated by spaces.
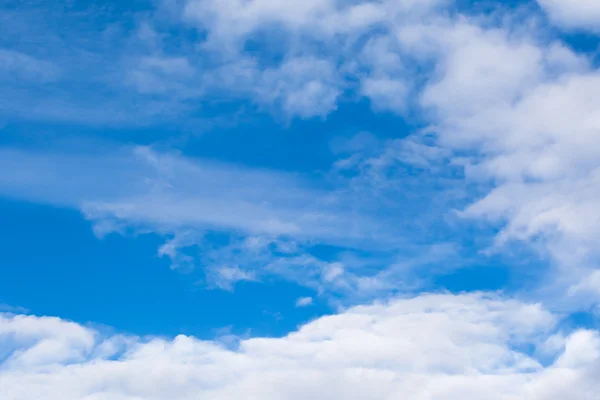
1 0 600 398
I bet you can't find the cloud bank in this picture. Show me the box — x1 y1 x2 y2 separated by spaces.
1 293 598 400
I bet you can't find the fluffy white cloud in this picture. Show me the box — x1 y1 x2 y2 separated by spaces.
379 13 600 300
183 0 444 48
2 293 598 400
537 0 600 32
178 0 448 118
255 57 341 118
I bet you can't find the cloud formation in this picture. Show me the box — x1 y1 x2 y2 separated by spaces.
5 2 600 397
537 0 600 31
0 142 462 299
2 293 598 400
0 145 376 242
3 0 600 307
395 11 600 301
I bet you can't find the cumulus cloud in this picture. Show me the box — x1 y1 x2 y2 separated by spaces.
176 0 600 304
182 0 443 48
397 15 600 300
180 0 446 118
537 0 600 32
1 0 462 123
1 293 598 399
290 4 591 302
255 57 341 118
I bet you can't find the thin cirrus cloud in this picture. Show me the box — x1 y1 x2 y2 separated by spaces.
0 142 462 299
0 146 354 239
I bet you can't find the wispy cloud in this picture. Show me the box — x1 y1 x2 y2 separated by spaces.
295 296 313 307
0 140 468 301
0 304 29 314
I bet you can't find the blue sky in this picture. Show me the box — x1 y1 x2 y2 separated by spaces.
2 0 600 399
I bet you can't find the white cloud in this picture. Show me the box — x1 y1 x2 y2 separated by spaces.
358 35 409 113
206 265 257 291
537 0 600 32
361 77 409 113
295 297 313 307
2 293 599 400
0 142 459 259
418 22 546 125
182 0 444 48
2 144 455 298
7 0 600 307
0 145 353 240
255 57 341 118
0 314 96 369
380 13 600 302
178 0 449 118
0 0 520 125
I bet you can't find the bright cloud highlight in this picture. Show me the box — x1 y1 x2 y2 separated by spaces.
2 293 598 400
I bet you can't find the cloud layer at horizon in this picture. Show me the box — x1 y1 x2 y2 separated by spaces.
2 293 599 400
